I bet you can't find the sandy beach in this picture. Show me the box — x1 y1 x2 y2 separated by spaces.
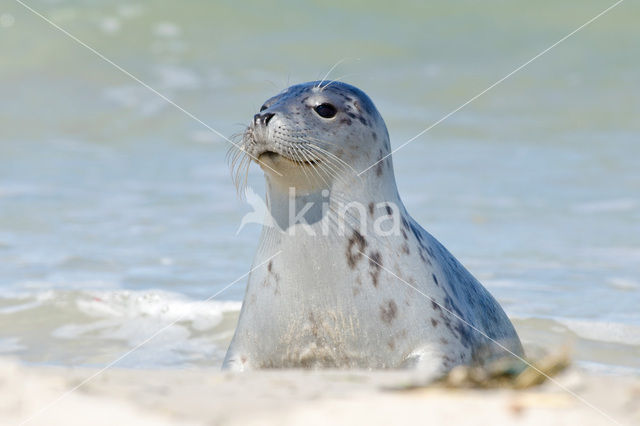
2 358 637 426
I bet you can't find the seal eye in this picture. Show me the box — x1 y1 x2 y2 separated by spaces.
314 103 337 119
259 105 267 112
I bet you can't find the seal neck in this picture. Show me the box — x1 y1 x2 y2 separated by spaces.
263 170 404 234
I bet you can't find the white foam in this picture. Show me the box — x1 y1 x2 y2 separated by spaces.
117 4 144 19
0 291 55 315
102 85 169 116
75 289 241 331
0 337 25 353
153 22 181 38
558 318 640 346
0 183 43 197
0 13 15 28
576 360 640 376
155 65 201 90
47 289 241 367
573 198 637 213
99 16 121 35
606 277 639 291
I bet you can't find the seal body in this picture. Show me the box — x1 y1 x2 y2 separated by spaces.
224 81 522 374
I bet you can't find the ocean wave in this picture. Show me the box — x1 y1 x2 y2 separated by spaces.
73 289 241 330
557 318 640 346
0 288 241 367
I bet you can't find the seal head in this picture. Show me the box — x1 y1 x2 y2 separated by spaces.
238 81 392 195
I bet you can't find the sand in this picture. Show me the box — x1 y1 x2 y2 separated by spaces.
1 358 637 426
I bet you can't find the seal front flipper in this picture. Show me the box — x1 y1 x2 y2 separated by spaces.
222 350 252 371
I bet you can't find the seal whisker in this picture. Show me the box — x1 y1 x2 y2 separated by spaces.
299 145 340 190
303 142 358 180
295 140 350 177
293 145 323 186
299 143 340 179
302 140 350 170
227 130 255 197
235 154 251 197
318 74 357 92
299 147 331 188
289 144 316 187
297 144 348 187
303 137 361 179
316 58 349 89
242 154 252 196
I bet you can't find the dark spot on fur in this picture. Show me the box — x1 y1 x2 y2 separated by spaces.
432 273 439 286
380 300 397 324
431 318 438 327
375 160 384 177
431 300 441 311
425 245 435 258
401 228 408 240
346 230 367 268
444 293 465 318
368 202 374 217
409 222 424 243
401 243 410 254
266 261 280 284
340 118 352 125
346 112 357 119
440 337 449 345
454 321 473 349
444 294 453 310
385 205 392 216
371 131 377 141
358 116 367 126
387 339 396 350
368 250 382 287
418 249 428 264
440 311 454 334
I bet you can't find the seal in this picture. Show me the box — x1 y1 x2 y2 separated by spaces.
223 81 523 375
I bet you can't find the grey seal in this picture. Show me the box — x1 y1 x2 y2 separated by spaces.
224 81 523 375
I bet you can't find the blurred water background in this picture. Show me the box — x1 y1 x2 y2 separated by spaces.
0 0 638 372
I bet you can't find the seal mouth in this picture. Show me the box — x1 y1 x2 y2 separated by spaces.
258 150 321 166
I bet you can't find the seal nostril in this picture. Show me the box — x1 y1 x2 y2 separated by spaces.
253 112 275 127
